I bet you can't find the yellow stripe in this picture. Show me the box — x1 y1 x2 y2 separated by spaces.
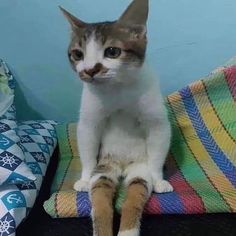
60 158 82 191
68 123 80 158
57 191 78 217
190 81 236 167
169 93 236 211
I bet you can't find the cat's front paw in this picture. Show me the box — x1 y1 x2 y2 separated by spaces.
153 180 173 193
73 179 89 192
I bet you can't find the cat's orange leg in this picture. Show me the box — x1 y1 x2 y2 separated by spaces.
118 161 152 236
90 160 121 236
90 176 116 236
118 178 150 236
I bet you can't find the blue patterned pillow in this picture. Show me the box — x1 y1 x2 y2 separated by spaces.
17 120 57 177
0 120 57 236
0 60 36 185
0 119 36 185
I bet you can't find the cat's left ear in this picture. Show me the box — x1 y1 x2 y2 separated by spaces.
59 6 87 29
117 0 148 37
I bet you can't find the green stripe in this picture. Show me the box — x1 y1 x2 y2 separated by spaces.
115 183 126 213
166 100 230 212
51 124 74 193
56 123 73 159
51 159 72 193
204 72 236 140
43 193 57 218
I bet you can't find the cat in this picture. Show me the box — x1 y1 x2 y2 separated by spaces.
60 0 173 235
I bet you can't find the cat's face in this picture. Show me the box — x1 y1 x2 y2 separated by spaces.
61 0 148 85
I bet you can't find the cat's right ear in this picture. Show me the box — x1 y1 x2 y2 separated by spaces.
59 6 87 29
118 0 149 26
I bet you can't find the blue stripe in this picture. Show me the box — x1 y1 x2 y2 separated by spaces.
157 192 184 214
179 86 236 187
76 192 91 217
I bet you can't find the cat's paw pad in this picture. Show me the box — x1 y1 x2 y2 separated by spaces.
153 180 173 193
73 179 89 192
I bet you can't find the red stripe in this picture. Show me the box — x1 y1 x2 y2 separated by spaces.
224 65 236 101
166 155 205 214
144 155 205 214
144 194 162 214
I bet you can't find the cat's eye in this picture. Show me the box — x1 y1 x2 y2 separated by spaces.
71 49 84 61
104 47 121 59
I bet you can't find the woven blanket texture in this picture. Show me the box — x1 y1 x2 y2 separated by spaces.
44 60 236 218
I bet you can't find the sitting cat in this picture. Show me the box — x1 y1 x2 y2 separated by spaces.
60 0 173 235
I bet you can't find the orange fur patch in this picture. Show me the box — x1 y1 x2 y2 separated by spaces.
119 178 149 232
91 177 116 236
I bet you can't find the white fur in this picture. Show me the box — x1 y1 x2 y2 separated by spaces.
89 163 122 189
74 61 173 194
154 179 173 193
74 179 89 192
124 162 153 193
118 228 139 236
76 34 121 79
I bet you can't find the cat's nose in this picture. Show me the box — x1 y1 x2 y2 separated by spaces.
84 63 102 77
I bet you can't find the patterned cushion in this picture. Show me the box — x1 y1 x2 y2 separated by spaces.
18 121 57 177
44 58 236 218
0 60 35 185
0 120 57 236
0 120 36 185
0 59 16 120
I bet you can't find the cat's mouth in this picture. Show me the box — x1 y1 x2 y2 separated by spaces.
80 75 114 84
78 68 117 84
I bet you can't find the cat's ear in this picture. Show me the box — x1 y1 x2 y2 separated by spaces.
59 6 87 29
118 0 149 26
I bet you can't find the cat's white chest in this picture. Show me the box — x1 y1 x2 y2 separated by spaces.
100 110 147 161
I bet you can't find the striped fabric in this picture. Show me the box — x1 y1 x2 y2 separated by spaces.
44 60 236 217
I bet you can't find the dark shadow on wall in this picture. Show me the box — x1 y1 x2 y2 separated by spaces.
11 69 43 121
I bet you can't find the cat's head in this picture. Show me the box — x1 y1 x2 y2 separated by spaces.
60 0 148 84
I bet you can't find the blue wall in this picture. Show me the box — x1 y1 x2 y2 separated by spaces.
0 0 236 122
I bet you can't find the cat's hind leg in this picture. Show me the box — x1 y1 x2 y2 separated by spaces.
118 162 152 236
89 161 121 236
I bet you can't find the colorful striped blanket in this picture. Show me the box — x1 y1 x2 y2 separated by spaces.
44 60 236 217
